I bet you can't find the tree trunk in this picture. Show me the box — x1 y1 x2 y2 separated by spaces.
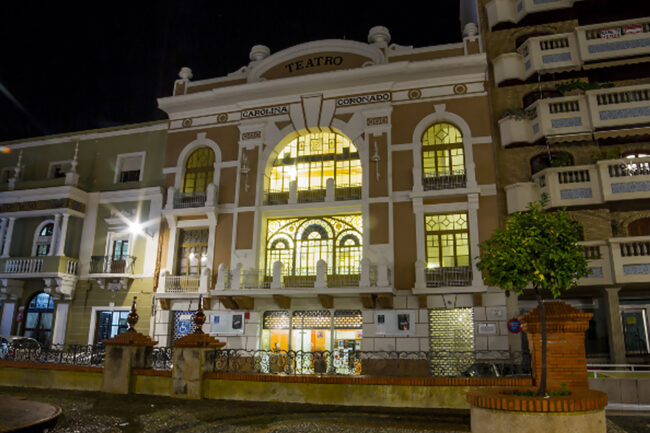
534 287 547 395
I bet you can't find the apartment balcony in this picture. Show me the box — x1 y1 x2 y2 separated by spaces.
505 156 650 213
0 256 78 278
578 241 613 286
163 184 218 219
610 236 650 284
88 256 135 276
577 18 650 63
499 83 650 147
493 33 580 85
422 170 467 191
493 17 650 85
412 260 477 294
486 0 582 30
263 178 362 205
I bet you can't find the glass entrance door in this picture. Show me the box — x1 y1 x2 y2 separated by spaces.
622 310 649 355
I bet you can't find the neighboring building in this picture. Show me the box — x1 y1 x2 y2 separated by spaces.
152 20 511 374
0 122 166 346
479 0 650 362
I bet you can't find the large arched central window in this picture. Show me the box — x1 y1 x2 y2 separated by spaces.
422 123 466 190
265 215 362 278
267 132 361 203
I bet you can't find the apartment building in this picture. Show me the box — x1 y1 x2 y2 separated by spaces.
479 0 650 362
0 123 166 346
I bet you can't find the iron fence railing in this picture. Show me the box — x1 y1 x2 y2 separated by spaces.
89 256 136 274
422 170 467 191
205 349 531 377
425 266 472 287
174 191 207 209
152 346 173 370
0 343 105 367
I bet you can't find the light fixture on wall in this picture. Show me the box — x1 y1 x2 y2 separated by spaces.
240 153 250 191
128 220 153 238
371 142 381 181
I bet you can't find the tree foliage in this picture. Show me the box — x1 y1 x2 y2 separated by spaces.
477 199 590 297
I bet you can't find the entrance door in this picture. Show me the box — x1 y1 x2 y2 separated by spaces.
291 329 331 374
622 310 649 354
23 293 54 347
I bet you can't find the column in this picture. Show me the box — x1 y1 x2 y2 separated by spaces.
0 218 7 255
49 213 61 256
1 217 15 258
0 302 16 335
602 287 626 364
55 213 70 256
52 302 70 347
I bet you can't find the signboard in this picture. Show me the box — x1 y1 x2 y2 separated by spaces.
478 323 497 335
600 27 622 39
507 318 522 334
336 92 391 107
241 105 289 119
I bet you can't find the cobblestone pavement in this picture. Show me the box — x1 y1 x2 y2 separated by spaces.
0 387 646 433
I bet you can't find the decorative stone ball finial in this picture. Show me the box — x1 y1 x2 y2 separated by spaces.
126 296 139 332
193 295 206 334
368 26 391 45
249 45 271 62
178 67 193 82
463 22 478 38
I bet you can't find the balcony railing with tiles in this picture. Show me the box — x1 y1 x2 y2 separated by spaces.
610 236 650 284
214 259 391 291
507 156 650 212
422 170 467 191
492 17 650 85
578 241 613 286
0 256 78 276
499 83 650 147
89 256 135 275
159 269 211 293
486 0 583 30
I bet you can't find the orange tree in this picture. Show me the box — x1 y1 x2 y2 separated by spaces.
476 199 589 395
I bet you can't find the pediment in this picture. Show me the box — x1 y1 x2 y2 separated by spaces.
250 40 385 82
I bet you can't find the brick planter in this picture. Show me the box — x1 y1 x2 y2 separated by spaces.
467 388 608 433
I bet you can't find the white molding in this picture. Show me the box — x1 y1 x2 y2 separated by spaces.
162 167 177 174
78 193 99 277
0 185 88 205
1 122 167 149
113 151 146 184
173 132 222 190
97 186 163 204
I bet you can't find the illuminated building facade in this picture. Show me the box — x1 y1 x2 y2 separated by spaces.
153 20 512 365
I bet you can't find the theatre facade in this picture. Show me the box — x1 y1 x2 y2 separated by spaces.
152 24 512 365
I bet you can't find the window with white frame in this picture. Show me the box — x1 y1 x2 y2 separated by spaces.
33 222 55 256
0 167 15 183
115 153 144 183
95 310 130 343
48 161 72 179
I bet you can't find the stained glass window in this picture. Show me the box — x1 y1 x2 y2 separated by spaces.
269 132 361 194
182 148 215 193
425 213 469 268
265 215 362 276
422 123 465 179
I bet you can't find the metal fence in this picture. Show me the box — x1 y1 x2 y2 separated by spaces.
205 349 531 377
152 346 173 370
0 343 105 367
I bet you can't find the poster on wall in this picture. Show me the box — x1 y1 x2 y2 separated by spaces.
211 312 245 334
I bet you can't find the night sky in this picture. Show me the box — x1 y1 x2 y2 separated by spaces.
0 1 461 142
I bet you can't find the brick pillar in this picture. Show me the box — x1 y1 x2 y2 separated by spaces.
102 332 157 394
172 333 225 399
519 301 592 391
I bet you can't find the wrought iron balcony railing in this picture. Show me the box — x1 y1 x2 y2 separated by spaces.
89 256 135 274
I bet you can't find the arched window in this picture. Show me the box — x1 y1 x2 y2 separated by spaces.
530 151 574 175
34 223 54 256
628 218 650 236
421 123 466 190
23 292 54 347
265 215 362 279
182 147 215 194
267 131 361 204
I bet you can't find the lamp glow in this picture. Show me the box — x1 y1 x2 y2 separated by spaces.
128 221 143 235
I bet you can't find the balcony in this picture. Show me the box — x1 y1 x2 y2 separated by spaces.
413 261 475 293
610 236 650 284
213 259 392 295
506 156 650 213
159 269 211 294
422 170 467 191
0 256 78 277
164 184 217 211
493 33 580 85
499 83 650 147
492 17 650 85
88 256 135 275
577 241 613 286
263 178 362 205
486 0 582 30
